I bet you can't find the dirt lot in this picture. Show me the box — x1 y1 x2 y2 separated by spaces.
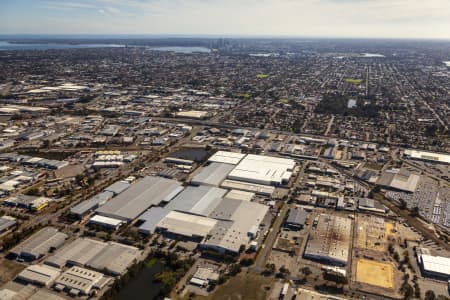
0 259 26 285
355 215 387 252
193 272 273 300
355 259 394 289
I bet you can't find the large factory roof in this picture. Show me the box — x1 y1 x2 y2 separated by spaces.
207 151 245 165
227 154 295 185
157 211 218 238
404 149 450 164
96 176 182 221
45 238 140 275
191 162 235 186
138 207 170 235
10 227 68 260
303 214 351 266
377 168 420 193
165 185 227 217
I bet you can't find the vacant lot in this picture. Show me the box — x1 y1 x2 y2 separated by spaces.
194 273 273 300
0 259 26 285
356 259 394 289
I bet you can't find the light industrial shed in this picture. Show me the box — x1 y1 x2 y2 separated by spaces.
95 176 182 221
191 162 235 186
207 151 246 165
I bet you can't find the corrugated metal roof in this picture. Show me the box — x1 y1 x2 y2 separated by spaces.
191 162 235 186
96 176 181 221
138 207 170 234
165 186 227 216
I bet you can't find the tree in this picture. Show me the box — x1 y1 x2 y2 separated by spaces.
300 267 312 277
410 206 419 217
399 199 407 210
400 282 414 300
229 263 241 276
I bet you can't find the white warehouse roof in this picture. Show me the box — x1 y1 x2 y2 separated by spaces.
420 254 450 276
228 154 295 185
208 151 246 165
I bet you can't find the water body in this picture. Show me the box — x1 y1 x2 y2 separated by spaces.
0 41 125 51
146 46 211 53
361 53 385 58
114 261 165 300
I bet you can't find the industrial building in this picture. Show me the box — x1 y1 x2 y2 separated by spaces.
137 207 170 235
16 264 61 287
221 179 275 196
191 162 235 186
303 214 352 266
207 151 245 165
156 211 218 241
165 185 227 217
227 154 295 186
53 266 110 296
88 215 124 229
223 189 255 202
103 180 130 195
418 253 450 279
285 207 309 230
95 176 183 221
404 149 450 165
377 168 420 193
70 191 114 217
357 198 387 214
45 238 140 276
0 215 17 234
10 227 67 261
203 199 269 253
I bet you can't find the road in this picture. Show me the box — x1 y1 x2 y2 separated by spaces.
252 203 289 272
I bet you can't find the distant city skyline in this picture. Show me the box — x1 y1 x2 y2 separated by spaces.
1 0 450 39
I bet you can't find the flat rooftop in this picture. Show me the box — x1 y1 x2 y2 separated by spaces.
96 176 182 221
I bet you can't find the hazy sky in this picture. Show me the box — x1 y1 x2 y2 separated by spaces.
1 0 450 39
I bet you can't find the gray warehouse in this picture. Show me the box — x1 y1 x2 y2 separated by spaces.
95 176 183 221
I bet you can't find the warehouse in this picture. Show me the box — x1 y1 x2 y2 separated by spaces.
227 154 295 185
45 238 141 276
357 198 387 214
418 254 450 279
404 149 450 165
137 207 170 235
303 214 352 266
10 227 67 261
16 264 61 287
103 180 130 196
191 162 235 186
224 189 255 202
70 191 114 217
208 151 245 165
376 168 420 193
285 207 308 230
203 199 269 253
88 215 124 230
165 185 227 217
95 176 182 221
54 266 110 296
221 179 275 196
156 211 217 242
0 215 16 234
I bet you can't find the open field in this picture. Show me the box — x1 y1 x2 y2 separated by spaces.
385 222 395 236
356 259 394 289
193 273 273 300
0 259 26 286
256 74 269 79
355 216 387 252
